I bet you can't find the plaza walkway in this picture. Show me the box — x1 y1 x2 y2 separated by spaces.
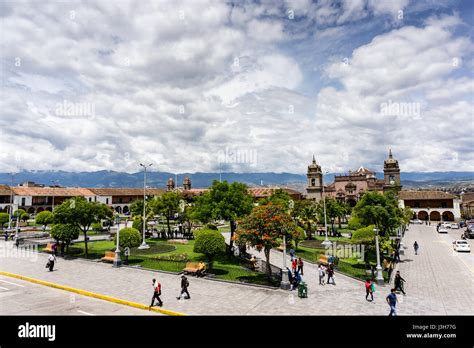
392 223 474 315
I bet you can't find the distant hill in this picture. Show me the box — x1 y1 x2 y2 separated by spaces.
0 170 472 191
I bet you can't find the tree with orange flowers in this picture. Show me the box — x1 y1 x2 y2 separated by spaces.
235 203 297 279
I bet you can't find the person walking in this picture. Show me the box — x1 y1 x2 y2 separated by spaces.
150 278 163 308
318 264 326 285
327 264 335 285
52 242 58 257
386 288 398 316
289 248 295 261
4 231 8 241
394 271 406 295
413 241 419 255
365 279 374 301
177 275 190 300
46 253 56 272
297 257 304 275
394 249 400 263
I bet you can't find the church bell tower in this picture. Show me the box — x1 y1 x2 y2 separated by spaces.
306 155 323 202
383 149 401 192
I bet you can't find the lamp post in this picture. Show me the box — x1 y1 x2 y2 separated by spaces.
321 170 331 247
373 227 384 285
7 173 14 231
280 199 293 290
113 215 122 267
138 163 152 250
51 180 59 211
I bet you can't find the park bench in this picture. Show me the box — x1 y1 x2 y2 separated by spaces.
318 254 329 265
43 243 54 253
101 251 115 263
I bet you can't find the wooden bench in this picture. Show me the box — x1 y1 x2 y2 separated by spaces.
183 262 206 276
43 243 54 253
101 251 115 263
318 254 329 265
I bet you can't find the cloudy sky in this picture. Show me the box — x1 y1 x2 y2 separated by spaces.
1 0 473 174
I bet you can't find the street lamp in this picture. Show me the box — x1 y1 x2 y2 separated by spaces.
280 199 294 290
113 215 122 267
373 227 384 285
321 170 331 247
138 163 152 250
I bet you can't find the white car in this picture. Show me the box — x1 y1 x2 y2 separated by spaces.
438 226 448 233
411 219 423 224
452 240 471 252
442 223 451 228
450 223 459 229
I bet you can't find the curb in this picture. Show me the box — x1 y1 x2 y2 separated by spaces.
0 270 186 316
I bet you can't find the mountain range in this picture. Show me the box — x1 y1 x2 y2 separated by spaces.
0 171 472 191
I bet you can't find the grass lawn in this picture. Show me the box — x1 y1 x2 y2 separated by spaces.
58 238 277 286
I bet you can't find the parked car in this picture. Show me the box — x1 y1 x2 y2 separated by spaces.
450 223 459 229
442 222 451 228
411 219 423 224
452 240 471 252
438 226 448 233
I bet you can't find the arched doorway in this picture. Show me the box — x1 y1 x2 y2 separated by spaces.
346 199 357 207
429 211 441 221
418 210 428 221
115 206 122 214
45 207 52 212
442 211 454 221
123 206 129 214
27 207 35 214
37 207 44 213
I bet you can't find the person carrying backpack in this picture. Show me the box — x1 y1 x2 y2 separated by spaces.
177 275 190 300
150 278 163 308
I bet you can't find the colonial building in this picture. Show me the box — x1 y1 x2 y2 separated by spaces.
460 192 474 220
308 150 402 206
398 191 461 221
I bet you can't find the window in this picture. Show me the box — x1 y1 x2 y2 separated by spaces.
89 197 92 202
106 198 109 204
389 175 395 185
311 178 315 186
21 198 26 206
441 202 447 208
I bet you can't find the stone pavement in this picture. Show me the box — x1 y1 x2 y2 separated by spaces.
0 275 159 316
392 223 474 315
1 225 471 315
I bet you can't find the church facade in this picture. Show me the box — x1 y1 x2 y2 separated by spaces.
306 150 401 206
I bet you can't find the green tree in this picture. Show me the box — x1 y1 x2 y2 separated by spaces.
235 203 297 279
297 201 318 240
50 224 80 254
193 181 253 256
293 226 306 250
149 191 181 236
13 209 26 219
259 189 292 209
0 212 9 228
193 229 226 271
20 212 29 223
352 191 403 237
115 227 141 264
317 198 345 234
36 211 54 229
130 199 145 218
53 197 113 257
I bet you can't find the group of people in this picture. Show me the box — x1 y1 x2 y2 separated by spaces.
286 251 304 290
149 275 191 308
318 263 335 285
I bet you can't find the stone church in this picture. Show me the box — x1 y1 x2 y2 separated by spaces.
306 150 401 206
